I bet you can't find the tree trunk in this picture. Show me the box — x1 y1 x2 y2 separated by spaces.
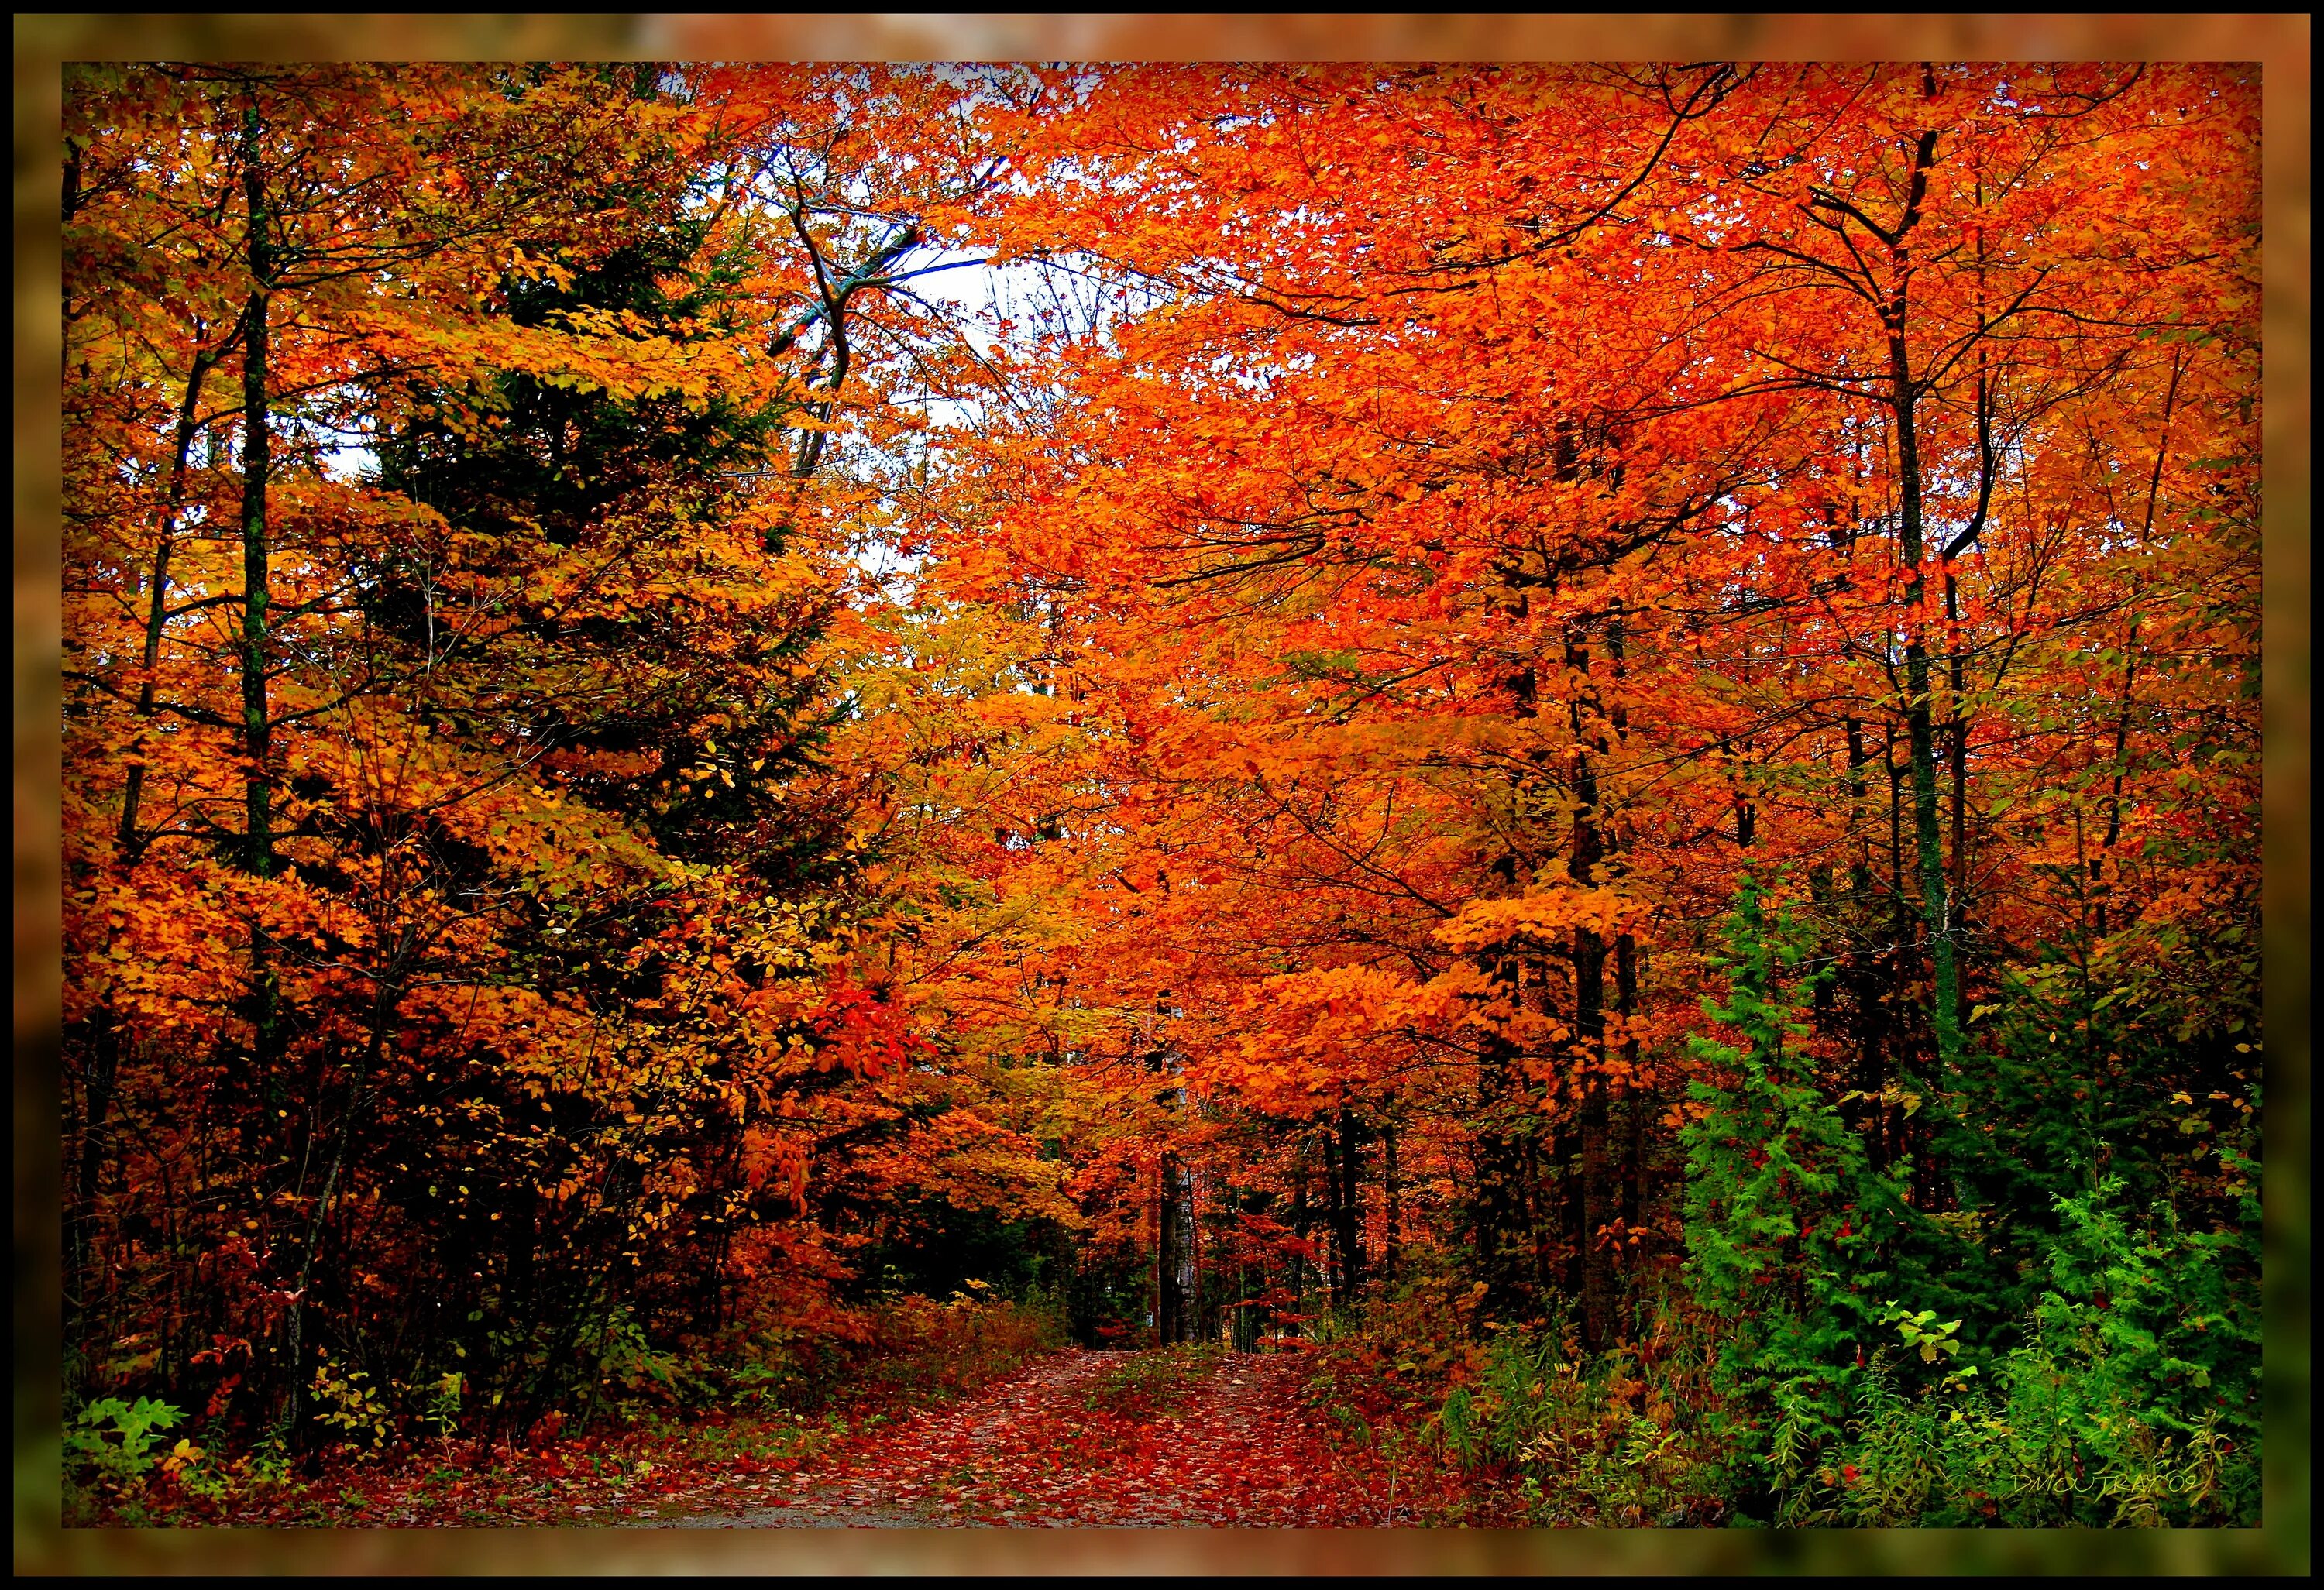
1473 561 1549 1328
2093 359 2184 936
239 108 275 885
1288 1149 1312 1342
1330 1105 1365 1310
1569 690 1612 1351
1841 717 1888 1163
236 101 301 1445
1615 931 1645 1259
119 339 221 859
1157 1151 1195 1344
68 1018 121 1347
1604 608 1648 1270
1381 1116 1402 1288
1882 130 1966 1146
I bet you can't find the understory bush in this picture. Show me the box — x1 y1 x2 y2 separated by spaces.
1298 876 2262 1530
1304 1269 1738 1526
1798 1169 2261 1526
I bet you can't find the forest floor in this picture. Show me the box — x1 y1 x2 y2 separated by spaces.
110 1346 1510 1528
648 1347 1402 1528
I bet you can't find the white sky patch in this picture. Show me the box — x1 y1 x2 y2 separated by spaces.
325 440 377 482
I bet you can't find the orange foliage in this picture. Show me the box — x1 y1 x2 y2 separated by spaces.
62 63 2259 1441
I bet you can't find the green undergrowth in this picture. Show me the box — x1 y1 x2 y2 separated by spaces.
1081 1342 1226 1416
1307 1248 2259 1530
1302 1277 1735 1526
1294 878 2260 1530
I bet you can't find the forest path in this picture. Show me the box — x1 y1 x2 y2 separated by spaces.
644 1348 1396 1528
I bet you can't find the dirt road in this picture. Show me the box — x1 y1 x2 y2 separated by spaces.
650 1348 1399 1528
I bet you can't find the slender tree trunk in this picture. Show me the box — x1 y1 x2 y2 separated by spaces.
1603 608 1648 1269
68 1019 121 1348
1569 641 1612 1348
1534 1109 1564 1312
1151 1159 1165 1347
1188 1161 1204 1342
1288 1149 1312 1342
1843 718 1889 1166
1157 1149 1194 1344
1843 718 1873 890
2095 638 2140 938
239 110 275 885
1808 864 1838 1018
1330 1104 1365 1310
119 340 221 858
1882 131 1966 1135
1893 377 1960 1200
1614 930 1644 1255
1472 977 1542 1327
1473 561 1551 1327
1174 1156 1194 1341
1381 1116 1402 1288
1943 571 1976 989
2093 356 2184 936
283 999 388 1464
236 101 301 1444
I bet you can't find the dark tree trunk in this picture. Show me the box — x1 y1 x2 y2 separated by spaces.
1157 1152 1195 1344
1569 701 1613 1351
1381 1117 1403 1288
1330 1105 1365 1309
1882 131 1966 1150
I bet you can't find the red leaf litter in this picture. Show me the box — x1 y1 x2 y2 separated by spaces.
658 1350 1404 1529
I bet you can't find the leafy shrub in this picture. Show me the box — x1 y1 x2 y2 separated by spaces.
66 1396 186 1486
480 1298 708 1432
414 1370 464 1442
310 1354 394 1452
65 1393 239 1517
1390 1303 1735 1526
1796 1171 2260 1526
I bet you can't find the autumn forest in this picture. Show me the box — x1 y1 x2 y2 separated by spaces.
62 62 2262 1528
